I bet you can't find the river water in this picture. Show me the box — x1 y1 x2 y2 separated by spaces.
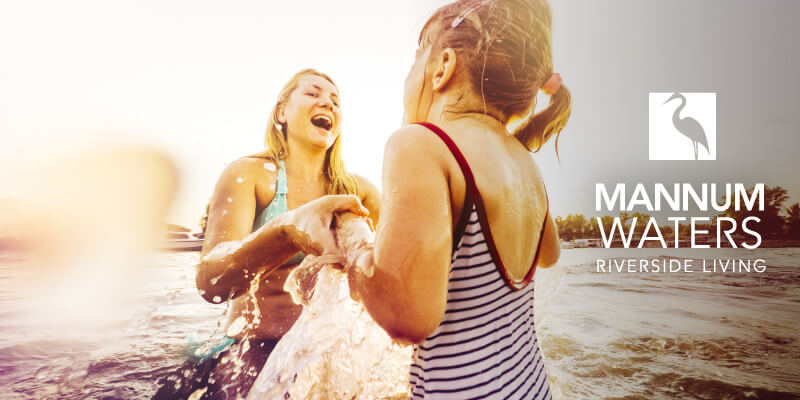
0 248 798 399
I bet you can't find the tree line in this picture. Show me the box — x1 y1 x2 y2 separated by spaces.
555 185 800 241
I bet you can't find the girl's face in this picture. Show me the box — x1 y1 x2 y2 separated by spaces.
403 44 433 125
280 74 342 151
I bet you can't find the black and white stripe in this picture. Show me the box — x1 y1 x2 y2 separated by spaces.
409 206 551 399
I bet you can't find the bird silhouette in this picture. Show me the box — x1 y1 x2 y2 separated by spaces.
663 93 709 160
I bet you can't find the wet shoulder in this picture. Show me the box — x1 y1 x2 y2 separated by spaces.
384 124 463 175
441 123 548 281
226 156 280 208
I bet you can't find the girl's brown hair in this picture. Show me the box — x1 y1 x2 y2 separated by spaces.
420 0 571 152
253 69 358 195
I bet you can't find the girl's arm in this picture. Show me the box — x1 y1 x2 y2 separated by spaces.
347 125 454 345
536 214 560 269
354 174 381 227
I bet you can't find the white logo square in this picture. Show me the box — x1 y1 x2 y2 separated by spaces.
649 92 716 160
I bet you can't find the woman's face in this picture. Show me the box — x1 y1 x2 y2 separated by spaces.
281 74 342 151
403 44 433 125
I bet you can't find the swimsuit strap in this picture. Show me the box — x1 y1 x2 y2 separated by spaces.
253 159 289 231
276 160 288 195
415 122 549 289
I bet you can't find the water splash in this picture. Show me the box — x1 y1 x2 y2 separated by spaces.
247 214 411 399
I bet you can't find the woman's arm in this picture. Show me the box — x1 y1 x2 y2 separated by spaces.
347 125 454 345
196 157 370 303
196 158 297 303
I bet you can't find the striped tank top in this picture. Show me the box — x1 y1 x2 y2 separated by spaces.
409 122 552 400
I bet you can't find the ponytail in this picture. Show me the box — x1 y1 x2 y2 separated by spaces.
514 83 572 156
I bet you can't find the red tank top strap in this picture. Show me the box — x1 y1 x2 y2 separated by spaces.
414 122 547 290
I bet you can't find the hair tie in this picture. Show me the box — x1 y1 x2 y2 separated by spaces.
540 73 562 96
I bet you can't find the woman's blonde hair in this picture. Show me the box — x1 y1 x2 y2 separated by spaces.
253 69 358 195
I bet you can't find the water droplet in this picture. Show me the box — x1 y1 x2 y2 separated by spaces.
226 316 248 337
210 277 220 285
270 183 276 191
212 296 222 303
222 210 228 216
264 162 277 171
227 197 233 203
237 177 244 183
198 289 206 296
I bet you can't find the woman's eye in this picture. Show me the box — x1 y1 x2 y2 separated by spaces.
306 92 318 97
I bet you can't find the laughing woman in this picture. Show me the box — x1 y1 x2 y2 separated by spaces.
153 69 379 399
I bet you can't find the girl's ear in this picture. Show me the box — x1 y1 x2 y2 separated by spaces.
431 48 457 92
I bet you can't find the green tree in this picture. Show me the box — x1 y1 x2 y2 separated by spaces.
720 185 788 238
555 214 592 241
786 203 800 239
592 215 618 239
629 212 652 236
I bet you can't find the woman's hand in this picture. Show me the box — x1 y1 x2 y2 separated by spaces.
278 194 369 256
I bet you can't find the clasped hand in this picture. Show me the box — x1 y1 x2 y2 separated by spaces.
280 194 369 258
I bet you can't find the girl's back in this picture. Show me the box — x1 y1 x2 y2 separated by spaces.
438 119 550 280
409 121 553 399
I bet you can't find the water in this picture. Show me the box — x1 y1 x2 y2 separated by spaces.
247 257 411 400
533 248 800 400
0 248 798 399
0 252 226 399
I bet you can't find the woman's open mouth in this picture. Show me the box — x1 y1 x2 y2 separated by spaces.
310 115 333 131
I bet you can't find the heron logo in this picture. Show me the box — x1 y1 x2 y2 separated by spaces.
649 92 716 160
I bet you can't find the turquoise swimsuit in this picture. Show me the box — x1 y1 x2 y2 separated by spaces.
252 160 305 265
188 160 303 361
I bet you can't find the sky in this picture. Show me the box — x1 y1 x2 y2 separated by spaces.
1 0 799 229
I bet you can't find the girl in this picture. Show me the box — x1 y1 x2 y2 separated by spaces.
292 0 569 398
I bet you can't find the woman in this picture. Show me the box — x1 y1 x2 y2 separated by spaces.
153 69 379 399
288 0 569 398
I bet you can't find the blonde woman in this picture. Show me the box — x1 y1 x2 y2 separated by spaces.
153 69 378 399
